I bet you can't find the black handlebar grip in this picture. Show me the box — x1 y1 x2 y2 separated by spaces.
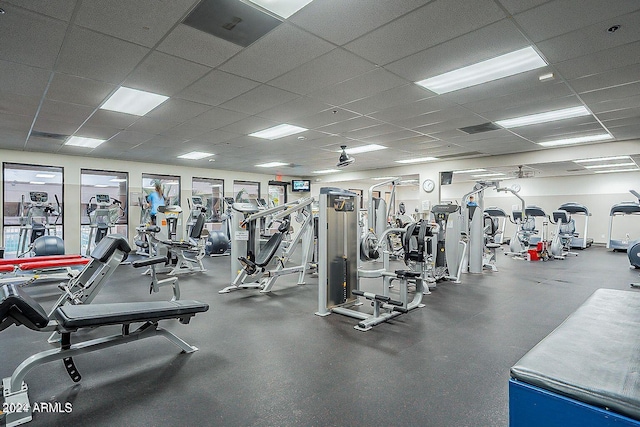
387 298 403 306
132 256 168 268
134 240 149 248
352 289 364 297
374 294 391 302
146 226 161 232
392 306 409 313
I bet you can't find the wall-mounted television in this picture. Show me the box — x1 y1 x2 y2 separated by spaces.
292 179 310 192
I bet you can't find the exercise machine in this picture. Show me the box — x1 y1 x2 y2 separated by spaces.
315 188 426 331
484 207 507 245
549 210 578 260
558 203 593 249
0 283 207 427
607 190 640 251
16 192 61 257
220 197 315 294
85 194 123 256
206 197 233 256
523 206 547 247
430 204 466 283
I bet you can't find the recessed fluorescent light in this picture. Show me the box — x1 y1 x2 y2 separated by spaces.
574 156 631 163
110 178 127 182
164 181 179 185
178 151 214 160
496 106 590 128
395 156 438 164
65 136 106 148
249 124 307 140
247 0 313 18
313 169 341 174
453 169 487 174
593 168 639 174
95 184 109 188
100 87 169 116
539 73 554 81
415 47 547 94
35 174 55 178
538 133 613 147
256 162 289 168
29 181 45 185
472 173 505 178
584 162 636 169
342 144 387 154
372 176 396 181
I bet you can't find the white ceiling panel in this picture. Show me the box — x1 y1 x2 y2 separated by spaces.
74 125 121 140
0 60 51 97
268 48 377 95
46 73 116 107
5 0 78 21
108 130 155 146
218 117 280 135
0 92 41 117
514 0 640 43
0 5 67 69
290 107 360 129
569 64 640 94
386 19 529 82
554 41 640 80
158 25 242 69
344 0 505 66
123 51 211 96
341 84 431 115
176 70 260 106
126 117 181 134
361 130 434 144
316 117 385 135
480 95 583 122
289 0 428 46
306 68 408 106
610 124 640 140
536 10 640 64
256 97 332 122
219 23 334 83
160 123 211 140
189 130 240 145
580 81 640 104
369 97 457 123
145 98 212 123
75 0 197 48
32 118 79 136
56 26 149 84
143 136 187 148
0 113 33 133
598 107 640 123
496 0 550 15
219 85 299 115
343 124 410 140
391 105 478 130
462 82 574 114
82 110 139 130
24 136 65 152
184 107 248 130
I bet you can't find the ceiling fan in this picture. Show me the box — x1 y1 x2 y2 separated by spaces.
513 165 536 179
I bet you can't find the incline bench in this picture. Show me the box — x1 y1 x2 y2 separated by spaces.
510 289 640 426
0 283 208 426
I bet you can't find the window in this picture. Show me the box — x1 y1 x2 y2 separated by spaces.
142 174 181 206
192 177 224 223
2 163 63 256
233 180 261 204
268 181 288 207
80 169 128 255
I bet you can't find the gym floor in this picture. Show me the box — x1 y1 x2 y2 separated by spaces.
2 246 636 427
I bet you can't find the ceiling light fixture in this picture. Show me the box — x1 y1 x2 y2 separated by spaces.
256 162 289 168
177 151 214 160
538 133 613 147
249 124 307 140
100 87 169 116
472 173 505 178
65 136 106 148
29 181 45 185
372 177 396 181
574 156 631 163
341 144 387 154
110 178 127 182
95 184 110 188
593 168 638 174
584 162 636 169
538 73 554 81
496 106 590 128
415 46 547 94
453 169 487 174
395 156 439 164
35 174 56 178
247 0 314 18
313 169 341 174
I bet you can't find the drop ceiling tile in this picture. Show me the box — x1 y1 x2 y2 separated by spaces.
189 130 240 145
108 130 155 145
0 113 33 132
361 130 432 144
497 0 550 15
219 85 299 115
316 117 384 135
306 68 408 106
145 98 212 123
161 123 211 139
598 107 640 123
514 0 640 43
369 97 457 123
290 0 427 46
256 97 332 122
580 81 640 104
343 124 407 140
126 117 182 134
610 124 640 140
268 48 376 95
341 84 431 115
46 73 117 107
290 108 360 129
74 125 120 140
344 0 505 66
462 82 574 114
480 95 582 122
157 24 242 68
219 23 334 83
569 64 640 94
536 10 640 64
32 118 78 136
24 136 64 151
0 5 67 69
386 19 529 81
0 60 51 97
56 26 149 84
512 119 604 141
176 70 260 106
123 51 211 96
554 41 640 80
0 92 41 117
75 0 196 48
392 106 477 129
143 135 187 148
83 110 139 130
5 0 78 21
183 108 247 130
218 117 280 135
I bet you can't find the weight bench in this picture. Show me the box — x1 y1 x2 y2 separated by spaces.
0 283 208 426
510 289 640 426
0 255 90 284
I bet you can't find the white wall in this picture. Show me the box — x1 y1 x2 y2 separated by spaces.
0 149 302 254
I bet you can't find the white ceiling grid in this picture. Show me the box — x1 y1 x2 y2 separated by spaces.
0 0 638 177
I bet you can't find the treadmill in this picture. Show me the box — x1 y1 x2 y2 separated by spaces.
607 201 640 250
558 202 593 249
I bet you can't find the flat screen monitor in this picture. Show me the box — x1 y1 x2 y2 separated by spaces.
440 171 453 186
292 179 310 192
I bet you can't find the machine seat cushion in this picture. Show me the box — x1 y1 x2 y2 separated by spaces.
54 300 209 329
255 233 284 267
0 284 49 331
91 234 131 263
0 265 15 272
18 257 89 270
0 254 82 267
510 289 640 421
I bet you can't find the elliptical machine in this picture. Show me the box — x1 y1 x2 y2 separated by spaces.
549 210 578 260
206 197 232 256
16 192 62 257
85 194 123 256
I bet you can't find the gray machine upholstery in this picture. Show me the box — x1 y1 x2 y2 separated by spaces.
511 289 640 421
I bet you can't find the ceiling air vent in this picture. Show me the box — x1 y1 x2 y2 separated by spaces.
458 122 501 134
31 131 68 141
437 151 484 159
183 0 282 47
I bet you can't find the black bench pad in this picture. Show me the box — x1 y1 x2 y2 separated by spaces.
510 289 640 421
1 284 49 330
54 300 209 329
